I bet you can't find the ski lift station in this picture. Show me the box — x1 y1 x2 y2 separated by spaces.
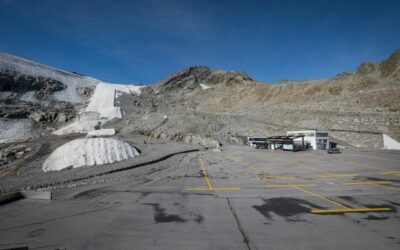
287 130 330 150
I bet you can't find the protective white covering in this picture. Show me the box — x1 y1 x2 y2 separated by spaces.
85 83 141 119
53 82 141 135
87 128 116 137
42 138 140 172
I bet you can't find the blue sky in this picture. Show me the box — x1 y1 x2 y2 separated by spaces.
1 0 399 84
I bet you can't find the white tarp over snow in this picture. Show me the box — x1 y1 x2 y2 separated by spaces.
42 138 140 172
85 83 141 119
53 82 141 135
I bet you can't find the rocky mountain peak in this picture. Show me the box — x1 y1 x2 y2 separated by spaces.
154 65 254 94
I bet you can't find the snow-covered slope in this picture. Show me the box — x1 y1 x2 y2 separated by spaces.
0 52 101 103
85 83 141 118
42 138 140 171
53 82 142 135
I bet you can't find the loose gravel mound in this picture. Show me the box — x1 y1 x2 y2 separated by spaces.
42 138 140 172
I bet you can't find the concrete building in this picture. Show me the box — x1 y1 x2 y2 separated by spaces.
287 130 330 150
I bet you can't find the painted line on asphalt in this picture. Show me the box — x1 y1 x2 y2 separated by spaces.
186 156 241 191
379 171 400 175
265 182 392 214
311 208 392 214
199 156 213 190
346 153 400 163
265 184 317 188
293 186 350 209
341 181 392 186
317 173 361 178
223 154 295 181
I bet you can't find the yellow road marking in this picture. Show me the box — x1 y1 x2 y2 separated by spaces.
253 176 296 181
264 154 322 172
186 187 241 191
223 154 295 180
342 181 392 186
198 156 213 190
379 171 400 175
311 208 392 214
266 184 317 188
317 173 360 178
186 156 240 191
293 186 350 209
346 153 400 162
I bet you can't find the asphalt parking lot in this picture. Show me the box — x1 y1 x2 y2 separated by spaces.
0 145 399 249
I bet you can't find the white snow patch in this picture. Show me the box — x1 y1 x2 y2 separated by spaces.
0 92 17 99
0 118 34 143
87 128 116 138
42 138 140 172
200 83 211 90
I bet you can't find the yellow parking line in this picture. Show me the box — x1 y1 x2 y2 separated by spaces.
317 173 360 178
341 181 392 186
224 154 295 180
186 187 241 191
379 171 400 175
186 156 240 191
264 154 322 172
293 186 350 209
346 153 400 162
266 184 317 188
211 187 241 190
198 156 213 190
311 208 392 214
253 176 296 181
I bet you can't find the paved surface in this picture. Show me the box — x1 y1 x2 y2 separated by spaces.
0 145 399 249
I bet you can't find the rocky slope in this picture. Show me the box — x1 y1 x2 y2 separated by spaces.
0 52 99 143
119 49 400 148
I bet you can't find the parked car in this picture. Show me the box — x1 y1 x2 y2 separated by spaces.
327 148 341 154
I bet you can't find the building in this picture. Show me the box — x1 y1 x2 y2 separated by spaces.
287 130 330 150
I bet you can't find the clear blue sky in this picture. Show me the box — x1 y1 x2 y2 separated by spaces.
1 0 399 84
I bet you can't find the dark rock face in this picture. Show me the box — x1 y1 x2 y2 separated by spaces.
0 100 76 123
0 70 66 99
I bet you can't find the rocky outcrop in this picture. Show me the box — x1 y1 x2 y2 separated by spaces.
0 70 66 99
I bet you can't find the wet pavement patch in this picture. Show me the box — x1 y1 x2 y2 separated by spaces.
253 198 324 222
365 177 400 183
364 215 389 220
73 188 113 200
339 196 356 203
144 203 187 223
194 214 204 224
